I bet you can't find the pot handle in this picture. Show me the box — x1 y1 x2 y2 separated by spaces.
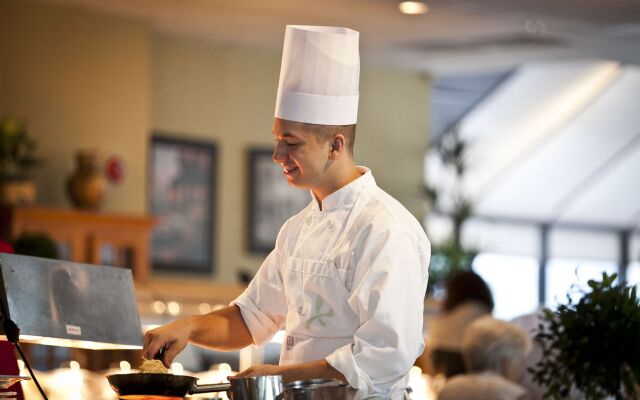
190 382 232 394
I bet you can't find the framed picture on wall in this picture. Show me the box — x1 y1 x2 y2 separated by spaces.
149 135 217 273
247 148 310 253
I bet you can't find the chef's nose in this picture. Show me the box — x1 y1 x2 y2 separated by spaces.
273 141 287 163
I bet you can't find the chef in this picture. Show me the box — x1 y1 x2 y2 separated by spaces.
143 25 431 399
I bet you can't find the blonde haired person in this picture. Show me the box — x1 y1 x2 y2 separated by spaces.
438 316 532 400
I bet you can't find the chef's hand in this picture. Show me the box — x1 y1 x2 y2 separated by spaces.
234 364 284 378
143 306 253 368
143 317 196 368
234 360 346 383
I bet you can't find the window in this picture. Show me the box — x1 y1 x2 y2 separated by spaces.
473 253 539 320
626 262 640 287
545 258 618 308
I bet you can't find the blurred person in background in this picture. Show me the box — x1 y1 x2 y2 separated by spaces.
428 270 494 377
438 316 532 400
510 309 545 400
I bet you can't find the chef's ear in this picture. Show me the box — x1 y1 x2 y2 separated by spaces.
329 134 345 159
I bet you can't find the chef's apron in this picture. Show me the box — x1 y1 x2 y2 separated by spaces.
279 186 409 399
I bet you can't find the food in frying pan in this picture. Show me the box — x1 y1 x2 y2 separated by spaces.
139 358 169 374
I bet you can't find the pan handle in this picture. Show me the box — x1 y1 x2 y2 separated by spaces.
190 382 232 394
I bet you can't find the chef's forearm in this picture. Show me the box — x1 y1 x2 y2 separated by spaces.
279 359 347 383
189 305 254 351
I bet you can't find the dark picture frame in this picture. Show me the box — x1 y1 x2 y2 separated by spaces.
149 135 217 274
247 148 310 253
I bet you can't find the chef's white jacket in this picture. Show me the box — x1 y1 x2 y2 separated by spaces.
233 167 431 399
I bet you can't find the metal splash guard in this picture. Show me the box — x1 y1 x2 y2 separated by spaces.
0 253 142 349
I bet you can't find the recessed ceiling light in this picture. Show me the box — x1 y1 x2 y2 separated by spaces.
399 1 429 15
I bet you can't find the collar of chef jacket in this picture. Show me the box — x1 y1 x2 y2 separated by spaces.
309 166 374 212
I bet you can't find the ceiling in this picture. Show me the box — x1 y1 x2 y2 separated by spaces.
461 61 640 230
426 60 640 262
37 0 640 74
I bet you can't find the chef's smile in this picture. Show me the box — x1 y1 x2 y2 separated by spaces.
272 124 315 186
283 165 299 176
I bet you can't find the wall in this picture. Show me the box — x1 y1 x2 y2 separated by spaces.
151 35 283 282
358 69 429 218
0 0 150 213
0 0 430 283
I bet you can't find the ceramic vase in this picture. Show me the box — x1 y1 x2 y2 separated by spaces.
66 149 106 210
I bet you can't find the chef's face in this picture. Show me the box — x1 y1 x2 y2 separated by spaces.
272 118 332 190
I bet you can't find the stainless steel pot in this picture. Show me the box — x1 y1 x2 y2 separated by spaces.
278 379 357 400
230 375 284 400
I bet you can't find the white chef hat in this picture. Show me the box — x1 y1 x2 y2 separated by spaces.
274 25 360 125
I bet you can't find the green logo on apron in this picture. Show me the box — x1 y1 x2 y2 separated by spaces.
305 296 335 329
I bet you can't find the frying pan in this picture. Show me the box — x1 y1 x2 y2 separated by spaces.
107 373 230 399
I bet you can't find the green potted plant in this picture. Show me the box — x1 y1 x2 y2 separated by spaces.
423 124 477 293
12 232 59 259
0 115 41 205
531 272 640 399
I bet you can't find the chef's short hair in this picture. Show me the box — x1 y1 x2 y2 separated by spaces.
462 316 531 373
307 123 357 156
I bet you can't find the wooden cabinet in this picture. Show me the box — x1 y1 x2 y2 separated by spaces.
0 206 156 282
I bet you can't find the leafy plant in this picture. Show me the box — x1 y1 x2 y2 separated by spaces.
12 232 59 259
428 238 477 289
0 115 40 180
531 272 640 399
424 124 476 292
